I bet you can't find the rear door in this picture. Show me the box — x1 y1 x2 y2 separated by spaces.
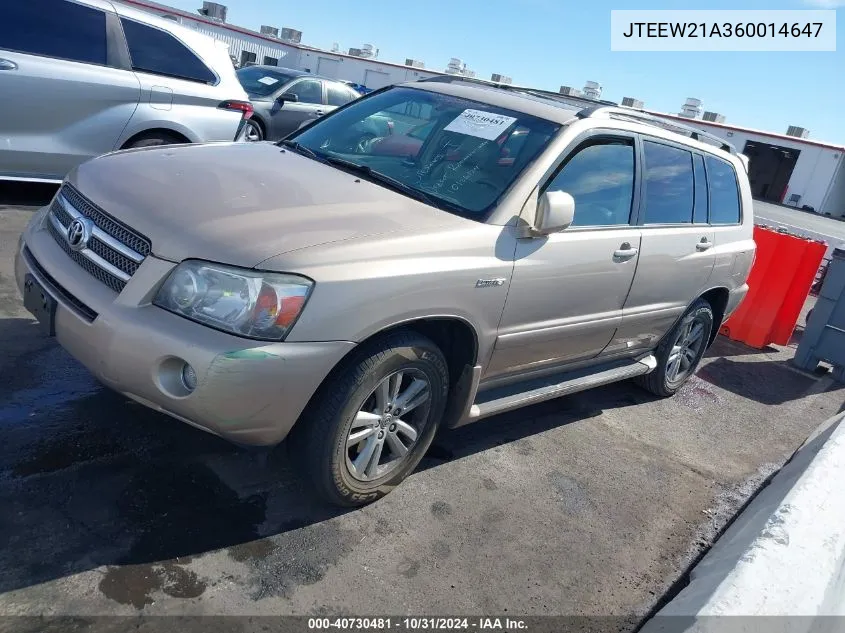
267 77 325 138
117 16 242 143
0 0 140 181
611 137 716 354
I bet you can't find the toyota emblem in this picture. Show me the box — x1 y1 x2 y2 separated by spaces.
66 218 92 251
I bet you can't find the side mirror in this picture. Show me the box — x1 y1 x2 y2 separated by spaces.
533 190 575 235
277 92 299 104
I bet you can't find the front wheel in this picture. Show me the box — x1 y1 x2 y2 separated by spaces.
290 330 449 506
635 298 713 397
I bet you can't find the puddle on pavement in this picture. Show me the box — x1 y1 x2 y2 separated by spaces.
99 561 207 609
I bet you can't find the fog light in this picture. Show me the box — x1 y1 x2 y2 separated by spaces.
181 363 197 391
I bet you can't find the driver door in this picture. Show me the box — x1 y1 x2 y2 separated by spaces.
486 132 643 380
269 78 325 139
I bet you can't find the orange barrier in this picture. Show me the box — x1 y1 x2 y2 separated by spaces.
720 225 827 349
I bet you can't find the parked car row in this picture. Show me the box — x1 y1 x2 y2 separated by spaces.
0 0 380 182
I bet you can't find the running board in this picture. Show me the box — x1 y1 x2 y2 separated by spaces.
467 355 657 421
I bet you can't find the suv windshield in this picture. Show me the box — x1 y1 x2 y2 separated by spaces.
288 86 561 219
236 67 297 97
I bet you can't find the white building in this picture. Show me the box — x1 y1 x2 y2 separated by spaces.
117 0 455 88
648 111 845 217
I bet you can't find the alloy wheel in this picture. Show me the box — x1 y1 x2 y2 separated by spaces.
666 316 707 383
344 369 431 482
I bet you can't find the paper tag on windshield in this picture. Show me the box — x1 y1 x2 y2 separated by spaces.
257 76 278 86
444 109 518 140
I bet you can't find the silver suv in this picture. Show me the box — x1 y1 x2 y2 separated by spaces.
15 77 755 506
0 0 252 183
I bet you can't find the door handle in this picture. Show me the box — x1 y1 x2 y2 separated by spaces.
696 237 714 252
613 242 639 260
0 59 18 71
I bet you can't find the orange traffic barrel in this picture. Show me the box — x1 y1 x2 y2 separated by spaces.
720 225 827 349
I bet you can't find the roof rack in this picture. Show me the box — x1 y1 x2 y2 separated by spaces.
416 75 618 109
577 106 737 155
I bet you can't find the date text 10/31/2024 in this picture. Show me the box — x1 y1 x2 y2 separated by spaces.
308 617 528 630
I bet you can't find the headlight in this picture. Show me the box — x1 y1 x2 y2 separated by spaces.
153 260 313 341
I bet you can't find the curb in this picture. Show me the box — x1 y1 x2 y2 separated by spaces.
640 411 845 630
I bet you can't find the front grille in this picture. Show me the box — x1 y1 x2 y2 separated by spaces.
46 184 152 293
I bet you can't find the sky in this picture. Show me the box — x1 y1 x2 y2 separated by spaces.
161 0 844 143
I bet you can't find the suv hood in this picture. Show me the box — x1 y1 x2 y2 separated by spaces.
67 142 462 268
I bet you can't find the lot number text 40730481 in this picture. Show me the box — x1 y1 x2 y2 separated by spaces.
307 617 528 630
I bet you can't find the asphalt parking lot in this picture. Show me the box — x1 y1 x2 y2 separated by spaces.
1 187 843 625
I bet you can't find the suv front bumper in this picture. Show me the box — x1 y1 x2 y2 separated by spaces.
15 208 354 446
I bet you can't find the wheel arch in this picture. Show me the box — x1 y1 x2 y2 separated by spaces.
293 316 480 434
120 127 192 149
699 286 730 347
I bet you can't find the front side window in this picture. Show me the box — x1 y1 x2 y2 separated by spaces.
121 18 216 84
545 140 635 227
642 141 695 224
706 155 741 224
289 86 561 220
289 79 323 104
1 0 106 65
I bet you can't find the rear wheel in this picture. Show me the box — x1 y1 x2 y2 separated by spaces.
124 131 184 149
243 119 263 142
635 298 713 397
290 330 449 506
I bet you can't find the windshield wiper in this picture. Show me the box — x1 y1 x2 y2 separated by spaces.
279 139 322 161
322 155 446 209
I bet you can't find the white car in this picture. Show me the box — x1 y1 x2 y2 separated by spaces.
0 0 253 183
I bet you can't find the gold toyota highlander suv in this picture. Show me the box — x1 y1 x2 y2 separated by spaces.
16 76 755 506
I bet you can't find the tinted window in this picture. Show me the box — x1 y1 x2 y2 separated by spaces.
236 66 297 96
327 83 356 106
289 79 323 104
706 156 741 224
693 154 709 223
1 0 106 65
643 141 695 224
240 51 256 66
546 141 635 227
121 18 215 83
291 86 560 220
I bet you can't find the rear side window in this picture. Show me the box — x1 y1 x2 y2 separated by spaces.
642 141 694 224
120 18 216 84
705 156 741 224
1 0 106 65
693 154 709 223
327 84 356 106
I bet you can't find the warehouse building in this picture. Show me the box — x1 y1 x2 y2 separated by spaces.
632 100 845 218
116 0 495 88
118 0 845 218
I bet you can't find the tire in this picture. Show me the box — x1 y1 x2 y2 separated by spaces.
243 119 263 142
290 330 449 507
635 298 713 398
124 132 184 149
